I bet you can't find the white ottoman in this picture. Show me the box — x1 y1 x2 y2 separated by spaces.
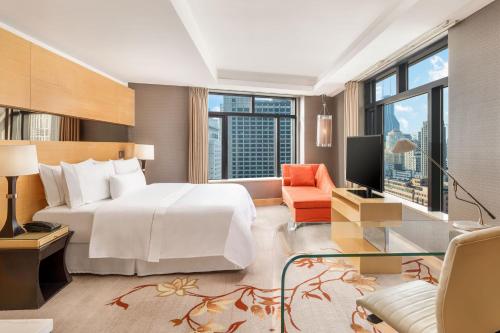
0 319 53 333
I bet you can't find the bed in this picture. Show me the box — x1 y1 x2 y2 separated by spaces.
33 183 256 276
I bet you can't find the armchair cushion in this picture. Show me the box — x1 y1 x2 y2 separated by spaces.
357 280 438 333
289 165 315 186
282 186 331 209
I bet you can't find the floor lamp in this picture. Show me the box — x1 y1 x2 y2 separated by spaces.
0 145 39 238
392 139 495 231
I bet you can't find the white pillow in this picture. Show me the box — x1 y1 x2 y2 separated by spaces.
113 158 141 175
61 160 93 208
110 170 146 199
77 162 113 204
39 164 65 207
91 159 116 178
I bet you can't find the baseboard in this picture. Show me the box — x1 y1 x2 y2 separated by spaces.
253 198 283 206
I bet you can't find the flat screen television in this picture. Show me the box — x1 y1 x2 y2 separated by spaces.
346 135 384 198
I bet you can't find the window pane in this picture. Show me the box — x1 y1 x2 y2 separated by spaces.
376 74 397 101
208 94 251 113
208 117 223 180
408 48 448 90
255 97 295 115
279 118 295 166
384 94 428 206
228 116 276 178
442 87 449 213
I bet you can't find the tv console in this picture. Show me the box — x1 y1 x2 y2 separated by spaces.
331 188 403 274
347 188 383 199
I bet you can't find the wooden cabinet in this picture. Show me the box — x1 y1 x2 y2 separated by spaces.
30 44 135 126
0 27 134 126
0 29 31 109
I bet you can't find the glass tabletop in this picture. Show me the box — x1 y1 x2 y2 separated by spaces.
273 220 465 332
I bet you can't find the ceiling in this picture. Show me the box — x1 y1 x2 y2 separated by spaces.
0 0 494 96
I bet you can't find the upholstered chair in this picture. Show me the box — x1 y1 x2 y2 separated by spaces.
356 226 500 333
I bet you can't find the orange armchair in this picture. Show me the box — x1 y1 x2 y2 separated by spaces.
281 164 335 229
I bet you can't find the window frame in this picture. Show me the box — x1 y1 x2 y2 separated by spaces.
364 37 448 212
208 92 297 180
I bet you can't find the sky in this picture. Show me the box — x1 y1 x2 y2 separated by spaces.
383 48 449 136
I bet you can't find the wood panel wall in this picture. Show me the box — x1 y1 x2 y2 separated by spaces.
0 141 134 229
0 29 30 109
0 27 135 126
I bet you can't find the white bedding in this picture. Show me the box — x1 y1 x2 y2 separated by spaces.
33 199 111 243
88 183 256 269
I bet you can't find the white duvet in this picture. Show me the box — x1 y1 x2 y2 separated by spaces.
88 183 256 269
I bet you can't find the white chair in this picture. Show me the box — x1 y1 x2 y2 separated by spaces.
357 226 500 333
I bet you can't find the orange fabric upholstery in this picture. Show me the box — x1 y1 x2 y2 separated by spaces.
281 164 335 223
289 165 316 186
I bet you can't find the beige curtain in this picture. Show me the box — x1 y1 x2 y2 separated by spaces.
188 87 209 184
59 116 80 141
344 81 360 187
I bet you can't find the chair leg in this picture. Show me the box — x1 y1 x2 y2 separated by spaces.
288 219 297 231
366 314 383 324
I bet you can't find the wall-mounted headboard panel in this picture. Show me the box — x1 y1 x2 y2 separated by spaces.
0 141 134 229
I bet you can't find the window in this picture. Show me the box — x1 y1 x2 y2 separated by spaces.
384 94 428 205
364 38 448 213
408 48 448 89
208 94 296 180
376 73 397 101
442 87 449 213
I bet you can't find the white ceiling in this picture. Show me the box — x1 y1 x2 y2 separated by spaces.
0 0 494 96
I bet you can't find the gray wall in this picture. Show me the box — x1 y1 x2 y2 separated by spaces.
448 0 500 226
129 83 189 183
332 92 345 187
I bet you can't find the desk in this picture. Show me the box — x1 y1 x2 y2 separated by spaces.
275 220 461 333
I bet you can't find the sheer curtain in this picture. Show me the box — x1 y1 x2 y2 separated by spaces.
188 87 209 184
344 81 360 187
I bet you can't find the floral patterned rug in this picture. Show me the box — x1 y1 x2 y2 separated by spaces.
0 205 441 333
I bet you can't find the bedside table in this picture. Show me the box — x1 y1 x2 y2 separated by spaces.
0 226 73 310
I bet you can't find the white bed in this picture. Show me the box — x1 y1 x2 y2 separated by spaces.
33 183 256 276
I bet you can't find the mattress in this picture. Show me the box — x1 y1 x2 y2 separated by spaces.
33 199 111 243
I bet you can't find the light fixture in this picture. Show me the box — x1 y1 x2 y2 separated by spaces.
392 139 496 231
0 145 39 237
316 94 332 147
134 144 155 172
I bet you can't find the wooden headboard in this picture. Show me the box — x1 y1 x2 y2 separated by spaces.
0 141 134 229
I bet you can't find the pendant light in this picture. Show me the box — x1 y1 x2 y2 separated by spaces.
316 94 332 147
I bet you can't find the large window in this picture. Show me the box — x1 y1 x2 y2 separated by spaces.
208 94 296 180
364 39 448 213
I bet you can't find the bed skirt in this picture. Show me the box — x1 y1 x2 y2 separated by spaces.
66 243 243 276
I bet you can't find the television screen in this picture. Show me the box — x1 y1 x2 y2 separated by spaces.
346 135 384 193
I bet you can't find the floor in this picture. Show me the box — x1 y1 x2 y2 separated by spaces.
0 205 440 333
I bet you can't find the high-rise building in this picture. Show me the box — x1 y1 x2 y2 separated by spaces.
225 96 294 178
208 118 223 179
419 121 429 178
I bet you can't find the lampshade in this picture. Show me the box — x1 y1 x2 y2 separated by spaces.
0 145 39 176
134 144 155 160
391 139 417 154
316 114 333 147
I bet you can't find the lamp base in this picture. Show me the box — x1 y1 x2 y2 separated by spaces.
452 220 490 232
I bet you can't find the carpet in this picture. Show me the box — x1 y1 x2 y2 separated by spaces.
0 205 441 333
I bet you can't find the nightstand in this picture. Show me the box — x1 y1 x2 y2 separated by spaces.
0 226 73 310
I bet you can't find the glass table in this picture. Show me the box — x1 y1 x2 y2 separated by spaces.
274 220 465 333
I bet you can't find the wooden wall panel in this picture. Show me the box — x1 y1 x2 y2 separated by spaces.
30 44 135 126
0 141 134 229
0 29 30 109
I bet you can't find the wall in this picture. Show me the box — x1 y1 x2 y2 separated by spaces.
448 0 500 226
332 92 345 187
129 83 189 183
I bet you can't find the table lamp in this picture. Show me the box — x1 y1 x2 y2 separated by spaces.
134 144 154 172
0 145 39 237
391 139 496 231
